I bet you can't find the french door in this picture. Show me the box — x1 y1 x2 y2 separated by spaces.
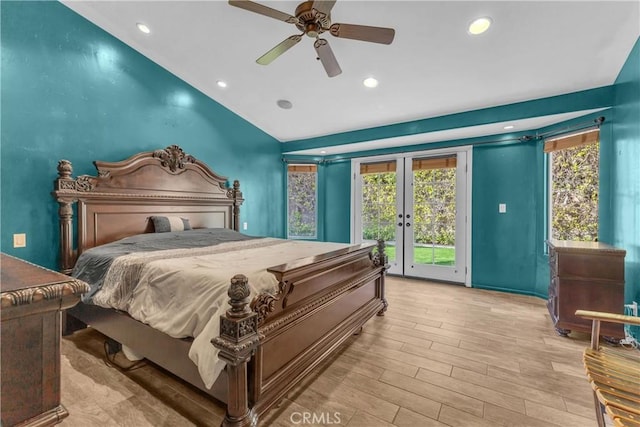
353 148 470 284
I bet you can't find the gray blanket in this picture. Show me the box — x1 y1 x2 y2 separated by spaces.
72 228 258 302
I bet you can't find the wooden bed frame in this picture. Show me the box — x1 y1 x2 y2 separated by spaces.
52 145 388 427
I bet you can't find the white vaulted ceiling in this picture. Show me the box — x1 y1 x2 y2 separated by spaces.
61 1 639 148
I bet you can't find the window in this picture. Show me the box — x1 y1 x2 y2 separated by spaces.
412 156 457 266
287 164 317 239
545 129 599 241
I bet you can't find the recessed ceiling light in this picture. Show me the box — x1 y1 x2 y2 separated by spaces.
136 23 150 34
320 150 327 154
277 99 293 109
363 77 379 88
216 80 227 88
504 125 514 130
468 17 492 35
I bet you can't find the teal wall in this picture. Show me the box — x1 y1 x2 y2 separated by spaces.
610 38 640 304
0 1 284 270
323 161 352 243
471 141 541 294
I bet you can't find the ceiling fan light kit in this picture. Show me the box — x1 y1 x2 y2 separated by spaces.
229 0 395 77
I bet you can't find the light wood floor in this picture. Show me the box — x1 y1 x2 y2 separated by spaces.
60 276 602 426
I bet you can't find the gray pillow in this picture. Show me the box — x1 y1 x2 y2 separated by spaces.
150 216 192 233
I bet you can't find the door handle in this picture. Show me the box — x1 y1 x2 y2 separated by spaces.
398 222 403 227
406 222 411 227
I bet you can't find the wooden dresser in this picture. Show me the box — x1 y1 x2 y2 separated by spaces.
546 240 626 338
1 254 89 427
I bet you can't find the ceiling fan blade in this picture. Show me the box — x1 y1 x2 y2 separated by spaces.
312 0 336 18
330 23 395 44
229 0 299 24
314 38 342 77
256 35 302 65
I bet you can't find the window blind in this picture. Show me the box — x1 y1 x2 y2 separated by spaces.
360 161 396 174
412 156 457 171
544 129 599 153
288 164 317 173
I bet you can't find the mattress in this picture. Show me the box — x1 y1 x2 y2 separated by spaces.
72 229 350 388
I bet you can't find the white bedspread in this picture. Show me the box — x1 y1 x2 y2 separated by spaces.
92 238 349 388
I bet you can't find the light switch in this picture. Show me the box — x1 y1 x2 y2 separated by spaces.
243 222 248 230
499 203 507 213
13 233 26 248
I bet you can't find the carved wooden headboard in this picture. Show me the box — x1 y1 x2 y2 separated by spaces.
52 145 243 274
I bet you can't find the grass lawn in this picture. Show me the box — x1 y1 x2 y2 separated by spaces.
384 245 455 266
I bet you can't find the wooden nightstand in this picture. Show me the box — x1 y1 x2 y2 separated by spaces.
1 254 89 427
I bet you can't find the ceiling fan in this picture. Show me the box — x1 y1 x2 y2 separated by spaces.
228 0 395 77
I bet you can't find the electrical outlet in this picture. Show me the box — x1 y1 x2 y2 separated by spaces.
13 233 26 248
243 222 248 230
499 203 507 213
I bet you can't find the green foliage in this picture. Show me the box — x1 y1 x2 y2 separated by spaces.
361 169 456 246
412 169 456 245
362 172 397 241
288 172 316 237
551 143 599 241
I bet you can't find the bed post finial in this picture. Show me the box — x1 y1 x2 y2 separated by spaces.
57 159 73 179
227 274 252 317
54 160 77 274
232 180 243 232
212 274 259 427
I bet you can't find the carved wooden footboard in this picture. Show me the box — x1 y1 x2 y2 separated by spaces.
214 241 388 426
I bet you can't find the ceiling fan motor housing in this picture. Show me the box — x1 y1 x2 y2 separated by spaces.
295 1 331 37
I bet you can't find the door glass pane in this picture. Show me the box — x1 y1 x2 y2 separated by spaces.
361 162 397 262
412 157 456 266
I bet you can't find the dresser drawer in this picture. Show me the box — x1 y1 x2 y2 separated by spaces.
556 252 624 281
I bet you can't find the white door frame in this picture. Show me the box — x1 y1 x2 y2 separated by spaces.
351 146 472 286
